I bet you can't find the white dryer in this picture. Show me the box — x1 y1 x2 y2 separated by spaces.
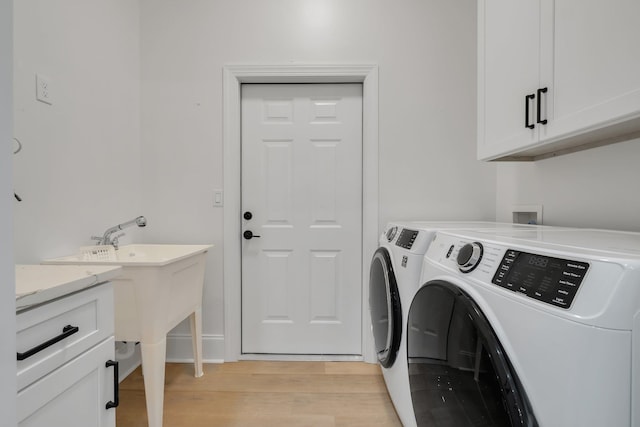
407 227 640 427
369 221 541 427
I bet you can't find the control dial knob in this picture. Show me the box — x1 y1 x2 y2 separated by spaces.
457 242 484 273
385 226 398 242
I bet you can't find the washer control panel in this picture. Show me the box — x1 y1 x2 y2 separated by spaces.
396 229 419 249
492 249 589 309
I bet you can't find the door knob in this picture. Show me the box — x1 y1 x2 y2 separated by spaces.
243 230 261 240
243 211 253 220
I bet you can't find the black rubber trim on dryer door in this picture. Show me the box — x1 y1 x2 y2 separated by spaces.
369 247 402 368
427 280 538 427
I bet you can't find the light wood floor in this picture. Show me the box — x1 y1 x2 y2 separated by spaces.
116 361 402 427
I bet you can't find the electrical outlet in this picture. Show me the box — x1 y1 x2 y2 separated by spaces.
36 74 52 105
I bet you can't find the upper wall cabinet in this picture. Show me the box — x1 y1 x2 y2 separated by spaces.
478 0 640 161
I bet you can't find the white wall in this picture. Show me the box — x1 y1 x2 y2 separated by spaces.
1 0 16 422
8 0 640 369
138 0 496 354
13 0 142 263
496 138 640 231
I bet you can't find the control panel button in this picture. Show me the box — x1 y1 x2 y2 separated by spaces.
446 245 454 259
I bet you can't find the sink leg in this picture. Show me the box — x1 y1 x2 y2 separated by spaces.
140 339 167 427
190 307 204 378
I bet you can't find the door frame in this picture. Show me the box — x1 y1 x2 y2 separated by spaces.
223 64 379 362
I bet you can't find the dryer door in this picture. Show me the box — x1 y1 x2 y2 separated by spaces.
369 247 402 368
407 280 537 427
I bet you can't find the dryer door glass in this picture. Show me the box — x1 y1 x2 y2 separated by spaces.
369 247 402 368
407 280 537 427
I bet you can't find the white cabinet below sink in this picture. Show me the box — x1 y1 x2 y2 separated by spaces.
478 0 640 161
17 282 117 427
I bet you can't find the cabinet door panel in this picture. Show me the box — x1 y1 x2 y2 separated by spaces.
17 338 115 427
478 0 541 159
546 0 640 139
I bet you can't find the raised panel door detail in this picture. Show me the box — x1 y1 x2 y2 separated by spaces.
263 99 293 123
264 140 293 224
309 251 340 323
311 140 340 225
310 99 339 123
262 251 293 323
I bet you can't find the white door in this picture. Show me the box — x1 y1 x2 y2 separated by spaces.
241 83 363 355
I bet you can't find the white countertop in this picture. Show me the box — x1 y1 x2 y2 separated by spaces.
15 264 122 312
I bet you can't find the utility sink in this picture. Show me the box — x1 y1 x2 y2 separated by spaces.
44 244 213 427
51 243 211 266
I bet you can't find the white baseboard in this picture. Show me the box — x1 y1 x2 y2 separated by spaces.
239 353 365 362
166 333 225 363
115 334 225 382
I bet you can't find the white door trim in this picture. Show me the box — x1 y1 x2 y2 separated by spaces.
223 64 379 362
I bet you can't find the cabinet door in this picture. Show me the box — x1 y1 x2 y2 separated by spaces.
478 0 542 160
542 0 640 141
17 338 116 427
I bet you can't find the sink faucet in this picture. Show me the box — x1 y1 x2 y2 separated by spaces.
93 216 147 249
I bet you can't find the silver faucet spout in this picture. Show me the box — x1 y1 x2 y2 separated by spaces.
97 216 147 248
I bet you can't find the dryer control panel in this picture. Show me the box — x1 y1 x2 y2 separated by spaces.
395 229 419 249
492 250 589 309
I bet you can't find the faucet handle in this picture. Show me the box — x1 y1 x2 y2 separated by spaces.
111 233 125 249
90 236 102 243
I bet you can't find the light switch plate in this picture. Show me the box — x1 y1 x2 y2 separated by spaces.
213 190 223 207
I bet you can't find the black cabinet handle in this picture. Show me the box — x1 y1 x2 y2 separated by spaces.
525 94 535 129
537 87 548 125
243 230 261 240
17 325 79 361
106 360 119 409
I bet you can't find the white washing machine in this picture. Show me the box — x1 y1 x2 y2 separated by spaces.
369 221 543 427
407 227 640 426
